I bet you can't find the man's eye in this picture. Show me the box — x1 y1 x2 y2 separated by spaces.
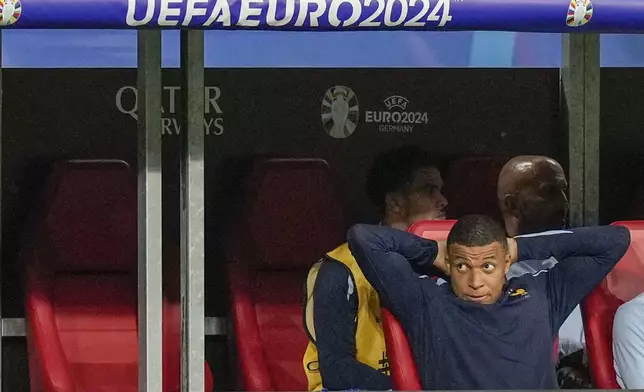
483 263 495 272
456 264 468 272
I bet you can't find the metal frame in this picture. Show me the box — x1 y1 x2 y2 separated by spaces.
561 34 601 227
137 30 164 392
0 317 226 337
0 30 3 389
179 30 206 392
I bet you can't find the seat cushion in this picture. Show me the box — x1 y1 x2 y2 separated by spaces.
54 274 138 392
70 363 138 392
253 273 309 391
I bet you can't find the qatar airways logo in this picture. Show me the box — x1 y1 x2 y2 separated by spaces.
115 85 224 136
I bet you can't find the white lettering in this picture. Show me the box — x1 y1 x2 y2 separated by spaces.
213 117 224 135
379 124 414 132
329 0 362 27
385 0 408 26
267 0 295 26
365 111 373 122
204 0 231 26
204 117 224 135
359 0 384 27
205 87 222 114
183 0 210 26
204 118 215 135
295 0 326 26
126 0 155 26
403 0 429 27
427 0 452 27
117 86 224 130
116 86 138 120
165 86 180 114
158 0 183 26
238 0 263 27
172 118 182 134
169 117 223 135
162 118 175 135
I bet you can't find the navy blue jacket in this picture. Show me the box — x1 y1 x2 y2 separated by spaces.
346 224 630 390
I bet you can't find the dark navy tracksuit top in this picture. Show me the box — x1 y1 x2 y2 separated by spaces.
346 224 631 390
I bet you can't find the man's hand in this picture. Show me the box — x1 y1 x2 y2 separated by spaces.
507 238 518 265
433 240 449 275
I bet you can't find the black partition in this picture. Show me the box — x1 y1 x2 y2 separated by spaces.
2 68 561 391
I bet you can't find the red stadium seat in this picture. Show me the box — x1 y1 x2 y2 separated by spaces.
24 160 213 392
380 308 422 391
443 156 508 222
407 219 457 241
582 221 644 389
227 158 345 391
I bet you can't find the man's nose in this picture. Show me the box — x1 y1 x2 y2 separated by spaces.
468 272 484 289
437 192 448 208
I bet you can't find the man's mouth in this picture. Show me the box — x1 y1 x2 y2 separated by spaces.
466 294 489 303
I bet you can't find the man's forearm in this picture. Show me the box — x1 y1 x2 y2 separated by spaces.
347 224 439 271
515 226 630 264
346 224 436 316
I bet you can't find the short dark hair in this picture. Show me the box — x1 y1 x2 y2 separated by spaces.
447 214 507 251
365 145 438 212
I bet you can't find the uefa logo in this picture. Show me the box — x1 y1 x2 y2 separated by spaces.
0 0 21 26
321 86 360 139
566 0 593 27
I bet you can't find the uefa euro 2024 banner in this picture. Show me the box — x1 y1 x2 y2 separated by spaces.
0 0 643 32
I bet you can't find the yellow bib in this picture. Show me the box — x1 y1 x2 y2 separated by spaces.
303 243 389 391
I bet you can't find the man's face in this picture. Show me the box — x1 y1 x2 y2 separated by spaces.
399 167 448 225
446 241 511 304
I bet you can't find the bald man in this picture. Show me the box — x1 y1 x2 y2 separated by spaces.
498 156 590 387
498 156 570 278
498 156 569 239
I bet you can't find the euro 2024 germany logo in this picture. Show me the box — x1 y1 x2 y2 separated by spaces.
0 0 22 26
566 0 593 27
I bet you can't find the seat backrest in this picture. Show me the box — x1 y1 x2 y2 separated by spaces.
583 221 644 389
443 156 508 222
407 220 457 241
228 158 344 391
380 308 422 391
43 160 137 274
30 160 139 391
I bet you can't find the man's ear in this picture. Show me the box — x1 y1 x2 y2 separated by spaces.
503 194 519 215
504 250 512 274
385 192 404 215
444 255 452 276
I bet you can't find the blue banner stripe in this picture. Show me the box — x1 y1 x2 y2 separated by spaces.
469 32 516 67
1 0 644 32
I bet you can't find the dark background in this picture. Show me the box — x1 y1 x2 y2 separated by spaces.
0 68 641 391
